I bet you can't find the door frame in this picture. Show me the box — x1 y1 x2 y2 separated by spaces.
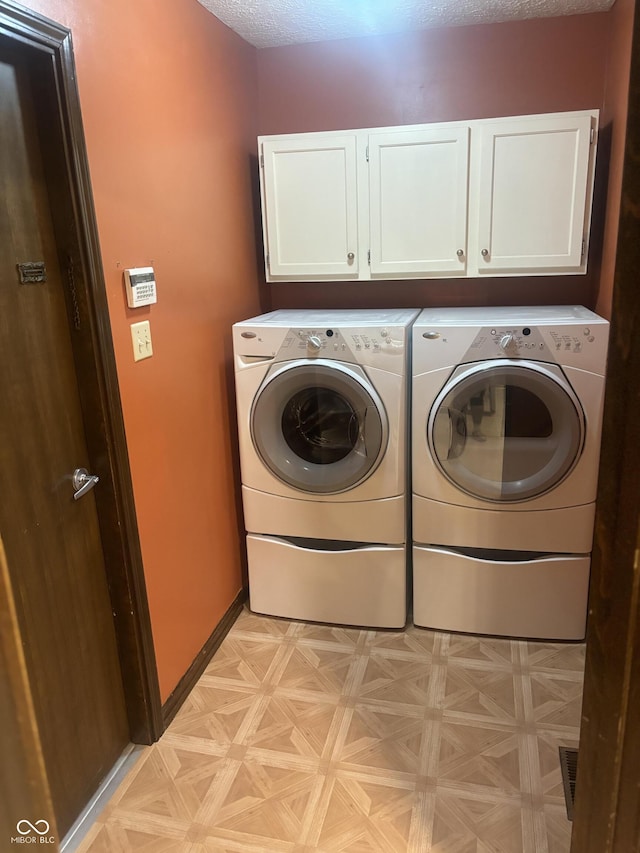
571 4 640 849
0 535 59 849
0 0 163 744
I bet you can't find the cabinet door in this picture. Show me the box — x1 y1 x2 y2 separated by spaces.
261 135 359 279
476 114 593 273
369 127 469 276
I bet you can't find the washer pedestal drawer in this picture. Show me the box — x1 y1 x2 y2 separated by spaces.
247 534 407 628
412 545 590 640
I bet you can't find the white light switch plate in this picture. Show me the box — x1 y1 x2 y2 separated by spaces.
131 320 153 362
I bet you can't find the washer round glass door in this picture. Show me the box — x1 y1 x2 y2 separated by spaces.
428 361 584 502
251 360 388 494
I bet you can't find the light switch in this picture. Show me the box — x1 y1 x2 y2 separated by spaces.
131 320 153 362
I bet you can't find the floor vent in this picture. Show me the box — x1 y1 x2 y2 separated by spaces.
559 746 578 820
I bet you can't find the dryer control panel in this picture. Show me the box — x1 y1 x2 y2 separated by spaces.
415 322 609 375
464 325 555 361
459 324 607 373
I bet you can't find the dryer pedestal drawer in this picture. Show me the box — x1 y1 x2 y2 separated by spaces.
247 534 407 628
413 545 590 640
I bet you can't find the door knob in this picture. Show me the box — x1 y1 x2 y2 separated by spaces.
72 468 99 500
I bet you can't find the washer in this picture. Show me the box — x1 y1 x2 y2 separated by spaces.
233 309 419 628
411 305 609 639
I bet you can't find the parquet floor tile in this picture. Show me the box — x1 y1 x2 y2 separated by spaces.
77 606 581 852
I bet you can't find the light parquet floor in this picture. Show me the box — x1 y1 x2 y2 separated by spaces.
77 607 583 852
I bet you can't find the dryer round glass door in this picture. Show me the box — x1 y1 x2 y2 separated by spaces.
428 361 585 502
251 360 388 493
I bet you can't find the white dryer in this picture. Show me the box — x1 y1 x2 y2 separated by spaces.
233 309 419 628
411 305 609 639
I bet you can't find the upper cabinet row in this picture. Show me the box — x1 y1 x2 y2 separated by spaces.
258 110 598 282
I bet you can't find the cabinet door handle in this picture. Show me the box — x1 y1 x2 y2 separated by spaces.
347 252 355 262
481 248 489 258
456 249 464 258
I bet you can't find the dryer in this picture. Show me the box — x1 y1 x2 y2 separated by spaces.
411 305 609 639
233 309 419 628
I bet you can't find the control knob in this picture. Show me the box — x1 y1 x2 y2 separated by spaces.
307 335 322 352
499 333 514 350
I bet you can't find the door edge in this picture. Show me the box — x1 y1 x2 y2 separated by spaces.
0 0 163 744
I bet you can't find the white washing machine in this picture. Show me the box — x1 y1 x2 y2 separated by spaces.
233 309 419 628
411 305 609 639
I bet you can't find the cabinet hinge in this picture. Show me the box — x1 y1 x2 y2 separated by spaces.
260 152 264 167
366 145 369 163
590 127 595 145
367 250 371 265
581 239 586 262
266 253 270 268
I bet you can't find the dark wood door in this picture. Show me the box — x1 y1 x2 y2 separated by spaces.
0 44 129 838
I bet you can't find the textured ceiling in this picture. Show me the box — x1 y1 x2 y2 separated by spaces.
196 0 616 48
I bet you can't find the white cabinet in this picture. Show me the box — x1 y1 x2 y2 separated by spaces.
258 110 598 283
476 113 593 274
368 126 470 276
260 134 359 278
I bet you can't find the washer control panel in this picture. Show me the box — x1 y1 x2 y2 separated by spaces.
274 327 400 362
281 328 353 357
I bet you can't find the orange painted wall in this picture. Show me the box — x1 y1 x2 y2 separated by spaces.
23 0 261 700
257 14 613 313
